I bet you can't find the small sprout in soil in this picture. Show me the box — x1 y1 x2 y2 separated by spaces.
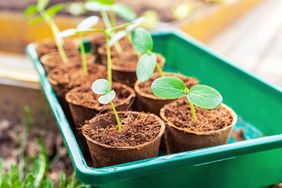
91 79 122 132
85 0 137 53
59 16 99 75
132 27 164 82
151 76 223 121
24 0 68 64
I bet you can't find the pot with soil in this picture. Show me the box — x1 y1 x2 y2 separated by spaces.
82 111 165 167
35 39 79 58
134 72 198 115
40 52 95 74
112 53 165 87
160 98 237 154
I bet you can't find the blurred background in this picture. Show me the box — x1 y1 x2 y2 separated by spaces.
0 0 281 186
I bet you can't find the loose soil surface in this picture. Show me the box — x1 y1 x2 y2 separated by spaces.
66 83 133 110
162 98 233 132
138 73 199 95
83 112 161 147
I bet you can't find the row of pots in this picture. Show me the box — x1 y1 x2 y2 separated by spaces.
35 36 237 168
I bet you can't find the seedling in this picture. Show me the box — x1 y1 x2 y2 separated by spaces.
91 79 122 132
24 0 68 64
59 16 99 75
131 27 164 82
151 76 223 121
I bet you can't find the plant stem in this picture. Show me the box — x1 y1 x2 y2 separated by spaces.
110 102 122 132
109 11 116 26
155 61 164 77
101 10 123 54
189 101 198 121
106 34 112 89
79 33 87 76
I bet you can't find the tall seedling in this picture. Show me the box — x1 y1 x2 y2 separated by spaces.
24 0 69 63
59 16 99 75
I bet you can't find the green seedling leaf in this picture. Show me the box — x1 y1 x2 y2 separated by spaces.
85 1 111 12
37 0 49 11
96 0 115 5
109 17 144 46
98 90 116 104
132 27 153 54
77 16 99 31
29 16 44 25
91 79 110 94
24 5 38 17
59 29 76 38
187 85 222 109
151 76 187 99
46 4 64 18
113 3 137 21
137 53 156 82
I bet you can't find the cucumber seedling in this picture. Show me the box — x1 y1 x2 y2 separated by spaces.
59 16 99 75
151 76 223 121
91 79 122 132
24 0 68 63
131 27 164 82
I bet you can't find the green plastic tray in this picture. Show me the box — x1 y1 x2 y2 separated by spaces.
26 31 282 188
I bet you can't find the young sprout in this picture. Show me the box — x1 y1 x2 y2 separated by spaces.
85 0 137 53
131 27 164 82
151 76 223 121
24 0 68 64
59 16 99 75
92 79 122 132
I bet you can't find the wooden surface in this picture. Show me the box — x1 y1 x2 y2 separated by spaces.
208 0 282 88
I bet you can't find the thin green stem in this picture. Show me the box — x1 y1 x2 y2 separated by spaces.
106 34 112 89
79 33 87 76
155 61 164 77
110 102 122 133
189 101 198 121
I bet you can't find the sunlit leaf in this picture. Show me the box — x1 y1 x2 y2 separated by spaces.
113 3 137 21
24 5 38 18
77 16 99 31
98 90 116 104
29 16 44 25
85 1 111 12
187 85 222 109
151 76 187 99
66 2 86 16
137 53 156 82
91 79 110 94
46 4 64 18
132 27 153 54
59 29 76 38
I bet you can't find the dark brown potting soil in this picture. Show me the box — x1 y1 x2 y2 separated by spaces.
83 112 161 147
66 83 132 110
138 73 199 95
47 63 106 96
35 39 79 57
162 98 233 132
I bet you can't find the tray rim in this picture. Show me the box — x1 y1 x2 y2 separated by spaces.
26 30 282 185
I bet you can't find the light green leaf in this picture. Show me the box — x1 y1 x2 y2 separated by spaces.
59 29 76 38
94 0 114 5
187 85 222 109
151 76 187 99
29 16 44 25
24 5 38 18
46 4 64 18
132 27 153 54
85 1 111 12
77 16 99 31
98 90 116 104
91 79 110 94
113 3 137 21
37 0 49 11
66 2 86 16
137 53 156 82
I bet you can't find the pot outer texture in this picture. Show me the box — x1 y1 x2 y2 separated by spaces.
40 51 95 74
65 83 136 131
82 111 165 167
160 100 238 154
35 38 79 58
112 53 165 87
134 72 199 115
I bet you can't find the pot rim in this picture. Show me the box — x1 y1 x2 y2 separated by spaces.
160 102 237 136
82 111 165 150
134 72 198 101
65 82 136 111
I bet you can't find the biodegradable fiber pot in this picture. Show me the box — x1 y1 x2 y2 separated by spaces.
160 98 237 154
134 72 199 115
82 111 165 167
65 83 136 131
40 52 95 74
112 53 165 87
